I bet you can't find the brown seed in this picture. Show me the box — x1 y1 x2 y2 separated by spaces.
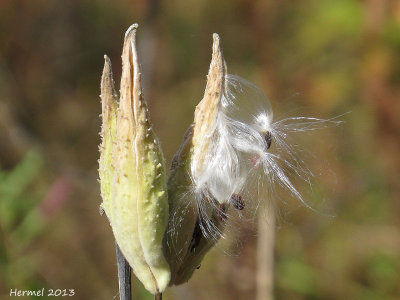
264 131 272 150
231 193 245 210
265 131 272 149
217 203 228 222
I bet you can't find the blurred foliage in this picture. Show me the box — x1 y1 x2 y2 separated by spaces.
0 0 400 299
0 150 46 295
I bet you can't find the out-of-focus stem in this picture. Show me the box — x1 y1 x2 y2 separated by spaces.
256 208 275 300
116 242 132 300
155 293 162 300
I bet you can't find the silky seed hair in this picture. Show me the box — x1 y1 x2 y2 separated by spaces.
190 73 343 241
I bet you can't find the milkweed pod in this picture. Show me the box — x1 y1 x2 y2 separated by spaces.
164 33 227 285
99 24 170 294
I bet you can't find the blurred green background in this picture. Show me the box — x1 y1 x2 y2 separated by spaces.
1 0 399 299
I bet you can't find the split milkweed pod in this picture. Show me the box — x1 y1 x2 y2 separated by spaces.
164 30 344 286
164 33 229 285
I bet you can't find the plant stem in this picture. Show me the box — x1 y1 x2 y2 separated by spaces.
256 208 275 300
155 293 162 300
116 242 132 300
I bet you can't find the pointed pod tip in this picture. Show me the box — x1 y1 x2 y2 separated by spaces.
102 55 113 81
212 33 221 51
123 23 139 65
125 23 139 39
101 54 116 106
211 33 224 66
212 33 220 42
103 55 112 70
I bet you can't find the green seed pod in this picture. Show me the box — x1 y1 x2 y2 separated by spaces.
99 24 170 294
164 33 227 285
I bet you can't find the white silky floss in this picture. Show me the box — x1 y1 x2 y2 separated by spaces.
190 73 342 230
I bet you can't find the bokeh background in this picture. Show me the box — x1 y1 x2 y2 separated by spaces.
1 0 400 299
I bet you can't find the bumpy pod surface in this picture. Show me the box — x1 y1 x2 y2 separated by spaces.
99 24 170 294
